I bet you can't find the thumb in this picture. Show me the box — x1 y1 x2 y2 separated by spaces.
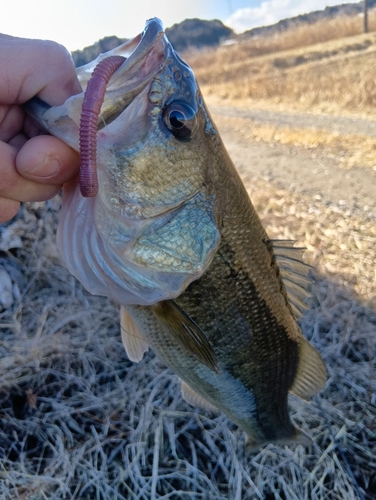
16 135 80 184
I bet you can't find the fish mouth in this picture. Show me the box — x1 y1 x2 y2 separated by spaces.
77 17 168 126
78 17 166 77
77 18 169 196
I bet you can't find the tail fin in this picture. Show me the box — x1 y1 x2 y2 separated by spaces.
245 426 311 454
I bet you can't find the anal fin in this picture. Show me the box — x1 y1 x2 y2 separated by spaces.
120 305 149 362
290 337 326 399
180 379 218 412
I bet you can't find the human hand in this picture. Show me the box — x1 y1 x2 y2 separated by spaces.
0 34 82 222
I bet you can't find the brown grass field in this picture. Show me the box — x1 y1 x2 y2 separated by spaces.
0 12 376 500
185 11 376 114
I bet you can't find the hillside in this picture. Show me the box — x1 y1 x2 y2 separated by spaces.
72 18 232 66
186 14 376 115
240 0 376 39
71 1 374 67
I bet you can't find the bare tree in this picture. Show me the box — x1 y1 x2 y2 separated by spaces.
364 0 369 33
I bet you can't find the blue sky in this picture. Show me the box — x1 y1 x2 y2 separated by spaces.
1 0 353 52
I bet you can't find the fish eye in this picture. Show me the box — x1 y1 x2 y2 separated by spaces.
163 102 197 140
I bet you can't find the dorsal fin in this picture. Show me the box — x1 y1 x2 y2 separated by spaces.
120 305 149 362
290 337 326 399
180 379 218 412
271 240 314 318
151 301 220 374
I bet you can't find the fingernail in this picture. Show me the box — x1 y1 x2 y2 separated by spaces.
29 155 62 178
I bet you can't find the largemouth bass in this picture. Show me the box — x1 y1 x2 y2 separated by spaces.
27 18 326 449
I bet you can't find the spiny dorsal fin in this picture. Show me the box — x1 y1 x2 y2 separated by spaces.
151 301 220 374
290 337 326 399
180 379 218 412
120 305 149 362
271 240 314 318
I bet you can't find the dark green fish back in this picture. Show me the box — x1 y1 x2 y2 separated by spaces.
174 238 300 442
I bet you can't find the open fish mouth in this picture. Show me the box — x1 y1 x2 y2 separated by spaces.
27 18 168 126
78 18 168 196
77 18 167 107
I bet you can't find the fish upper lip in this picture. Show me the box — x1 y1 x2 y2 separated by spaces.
73 18 168 134
115 18 166 80
78 18 167 93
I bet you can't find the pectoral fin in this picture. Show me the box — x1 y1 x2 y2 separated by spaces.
120 305 149 362
180 379 218 412
151 301 220 374
290 337 326 399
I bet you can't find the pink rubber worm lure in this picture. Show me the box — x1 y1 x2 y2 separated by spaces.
79 55 126 197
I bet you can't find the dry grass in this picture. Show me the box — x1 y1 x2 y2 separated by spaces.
210 114 376 171
0 181 375 499
189 12 376 65
185 14 376 114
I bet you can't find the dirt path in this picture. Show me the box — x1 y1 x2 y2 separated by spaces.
211 105 376 137
209 104 376 219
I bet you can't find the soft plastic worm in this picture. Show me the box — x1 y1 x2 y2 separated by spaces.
79 55 126 197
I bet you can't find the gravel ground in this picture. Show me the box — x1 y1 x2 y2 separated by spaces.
211 105 376 137
210 104 376 220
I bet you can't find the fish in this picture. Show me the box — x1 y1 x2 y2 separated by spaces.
26 18 326 449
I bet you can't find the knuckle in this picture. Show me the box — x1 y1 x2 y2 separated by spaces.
0 198 19 223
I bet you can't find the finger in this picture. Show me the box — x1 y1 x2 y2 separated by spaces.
0 141 61 202
16 135 80 184
23 115 45 138
0 104 24 141
0 35 82 106
8 133 28 150
0 101 44 148
0 197 20 223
